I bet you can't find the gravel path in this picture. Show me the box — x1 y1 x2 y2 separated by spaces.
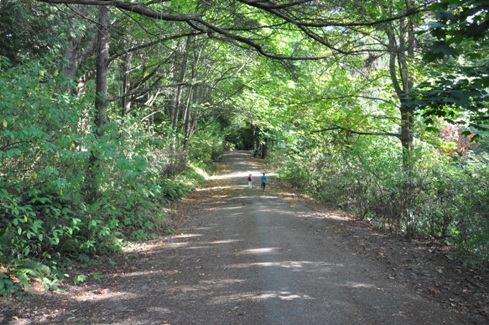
130 151 466 325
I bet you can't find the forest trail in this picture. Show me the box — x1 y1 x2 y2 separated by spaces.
1 151 484 324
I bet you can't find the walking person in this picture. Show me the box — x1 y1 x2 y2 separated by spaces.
248 173 253 189
261 172 267 191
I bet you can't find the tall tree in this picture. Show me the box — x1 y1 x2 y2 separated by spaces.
84 5 111 203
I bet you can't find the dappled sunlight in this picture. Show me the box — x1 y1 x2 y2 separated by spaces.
71 289 141 303
239 247 281 255
163 238 242 251
200 278 247 286
191 226 215 231
251 291 313 301
184 245 215 250
164 241 191 248
146 306 172 313
340 282 376 289
119 269 165 279
210 239 241 245
324 212 349 221
229 261 342 271
196 185 247 191
208 290 314 305
184 238 242 250
219 206 245 211
12 151 472 325
209 171 251 180
292 209 350 222
209 172 277 180
255 194 280 199
172 233 203 239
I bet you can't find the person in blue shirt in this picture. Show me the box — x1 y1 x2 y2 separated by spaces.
261 172 267 191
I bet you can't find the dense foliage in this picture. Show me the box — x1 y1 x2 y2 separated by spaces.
0 58 213 295
0 0 488 296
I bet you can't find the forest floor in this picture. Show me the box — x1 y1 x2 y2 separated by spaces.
0 151 488 324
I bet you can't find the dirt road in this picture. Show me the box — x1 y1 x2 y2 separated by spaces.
1 151 483 324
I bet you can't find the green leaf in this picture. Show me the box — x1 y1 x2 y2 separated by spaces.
74 274 87 285
93 272 103 281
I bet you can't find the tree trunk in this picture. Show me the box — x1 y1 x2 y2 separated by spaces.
121 52 133 117
85 5 111 203
171 38 190 148
386 18 414 172
94 5 110 135
385 12 417 234
182 85 193 151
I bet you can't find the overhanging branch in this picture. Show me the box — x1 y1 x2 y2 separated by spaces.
313 125 400 139
36 0 425 61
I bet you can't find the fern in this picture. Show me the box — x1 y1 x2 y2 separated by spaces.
0 273 18 297
11 259 55 292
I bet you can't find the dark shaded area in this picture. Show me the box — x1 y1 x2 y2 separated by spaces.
0 1 62 63
226 125 255 150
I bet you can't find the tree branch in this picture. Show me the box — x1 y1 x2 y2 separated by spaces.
37 0 425 61
38 0 200 21
313 125 400 138
109 32 201 62
238 0 427 28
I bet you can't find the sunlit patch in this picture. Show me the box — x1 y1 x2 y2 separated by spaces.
72 289 140 302
220 206 243 211
293 210 349 221
196 185 245 191
146 307 172 313
196 185 235 191
185 245 213 250
257 195 279 199
200 278 246 285
164 242 190 248
209 172 277 180
229 261 343 270
120 269 165 278
210 239 241 244
211 291 313 304
172 233 202 239
341 282 376 288
251 291 313 301
239 247 280 254
192 227 214 231
324 212 348 221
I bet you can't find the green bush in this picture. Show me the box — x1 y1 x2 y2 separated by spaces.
274 135 489 267
0 58 213 295
189 122 225 163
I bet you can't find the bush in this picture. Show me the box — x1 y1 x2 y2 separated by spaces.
273 136 489 267
0 58 214 296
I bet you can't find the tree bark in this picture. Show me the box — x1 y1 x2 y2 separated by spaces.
121 52 133 117
94 4 110 135
386 18 414 172
85 5 111 203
